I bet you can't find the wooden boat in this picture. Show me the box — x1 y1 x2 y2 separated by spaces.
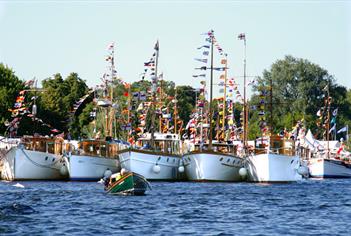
105 172 150 195
1 136 68 181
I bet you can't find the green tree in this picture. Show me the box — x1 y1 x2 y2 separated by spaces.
251 55 350 138
0 63 24 134
38 73 88 134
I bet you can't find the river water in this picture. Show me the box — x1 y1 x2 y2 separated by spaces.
0 179 350 235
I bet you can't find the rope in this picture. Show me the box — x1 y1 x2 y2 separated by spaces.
19 147 64 171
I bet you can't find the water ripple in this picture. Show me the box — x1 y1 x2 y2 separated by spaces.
0 179 350 235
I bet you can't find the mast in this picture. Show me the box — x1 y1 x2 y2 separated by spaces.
269 77 273 136
159 78 163 133
326 84 330 159
221 54 228 141
174 88 178 134
150 40 159 149
127 85 131 141
208 31 214 150
243 36 248 147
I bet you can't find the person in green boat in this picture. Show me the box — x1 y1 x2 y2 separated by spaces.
104 168 128 188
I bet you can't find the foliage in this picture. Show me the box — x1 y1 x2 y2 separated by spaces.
0 64 24 134
250 55 351 139
37 73 88 135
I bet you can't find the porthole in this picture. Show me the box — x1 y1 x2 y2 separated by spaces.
167 158 169 162
219 157 223 161
45 156 48 161
227 159 230 163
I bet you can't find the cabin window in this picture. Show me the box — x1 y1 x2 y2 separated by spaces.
47 142 55 154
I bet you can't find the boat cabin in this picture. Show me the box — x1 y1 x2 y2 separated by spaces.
70 140 121 158
136 133 181 155
254 135 295 156
22 136 64 155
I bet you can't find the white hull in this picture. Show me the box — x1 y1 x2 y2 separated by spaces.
246 154 302 182
65 155 120 181
119 150 182 180
182 152 243 181
308 158 351 178
1 146 68 181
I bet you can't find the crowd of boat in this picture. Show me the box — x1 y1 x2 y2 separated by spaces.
0 130 350 183
1 30 350 184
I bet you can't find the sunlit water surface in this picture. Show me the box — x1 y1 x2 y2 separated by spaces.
1 179 350 235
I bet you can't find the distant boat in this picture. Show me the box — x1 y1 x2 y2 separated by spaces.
301 85 351 178
63 42 127 181
307 157 351 178
0 136 68 181
118 42 184 181
302 130 351 178
63 138 127 181
183 142 244 181
245 136 305 182
119 133 183 181
182 30 244 182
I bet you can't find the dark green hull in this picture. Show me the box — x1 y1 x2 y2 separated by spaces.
106 172 150 195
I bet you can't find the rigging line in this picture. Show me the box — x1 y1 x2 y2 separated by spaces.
20 148 63 171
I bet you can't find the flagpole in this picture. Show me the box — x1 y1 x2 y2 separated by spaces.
347 124 349 141
208 31 214 150
326 84 330 159
150 40 159 149
222 54 228 141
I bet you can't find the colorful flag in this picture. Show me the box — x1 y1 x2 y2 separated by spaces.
238 33 246 40
107 42 114 50
194 58 208 63
332 108 338 116
337 126 348 134
316 109 321 117
154 40 159 51
192 74 206 78
197 45 210 49
329 123 336 134
213 67 225 71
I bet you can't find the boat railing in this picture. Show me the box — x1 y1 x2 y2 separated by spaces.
253 146 296 156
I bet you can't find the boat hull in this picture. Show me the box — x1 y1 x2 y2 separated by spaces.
308 158 351 178
106 172 149 195
182 152 243 182
246 153 302 182
119 149 182 181
1 146 68 181
65 155 120 181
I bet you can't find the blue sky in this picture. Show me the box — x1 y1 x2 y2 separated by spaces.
0 0 350 97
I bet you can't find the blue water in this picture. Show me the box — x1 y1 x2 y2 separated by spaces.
0 179 350 235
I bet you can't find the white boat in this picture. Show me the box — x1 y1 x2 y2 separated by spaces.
119 133 184 181
0 136 68 181
307 157 351 178
245 136 305 182
182 142 244 182
64 139 126 181
301 129 351 178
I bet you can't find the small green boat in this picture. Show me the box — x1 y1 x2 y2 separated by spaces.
105 172 150 195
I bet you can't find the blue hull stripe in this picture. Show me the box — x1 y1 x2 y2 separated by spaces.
311 175 351 178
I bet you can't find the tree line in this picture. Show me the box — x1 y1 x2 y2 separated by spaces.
1 55 350 143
